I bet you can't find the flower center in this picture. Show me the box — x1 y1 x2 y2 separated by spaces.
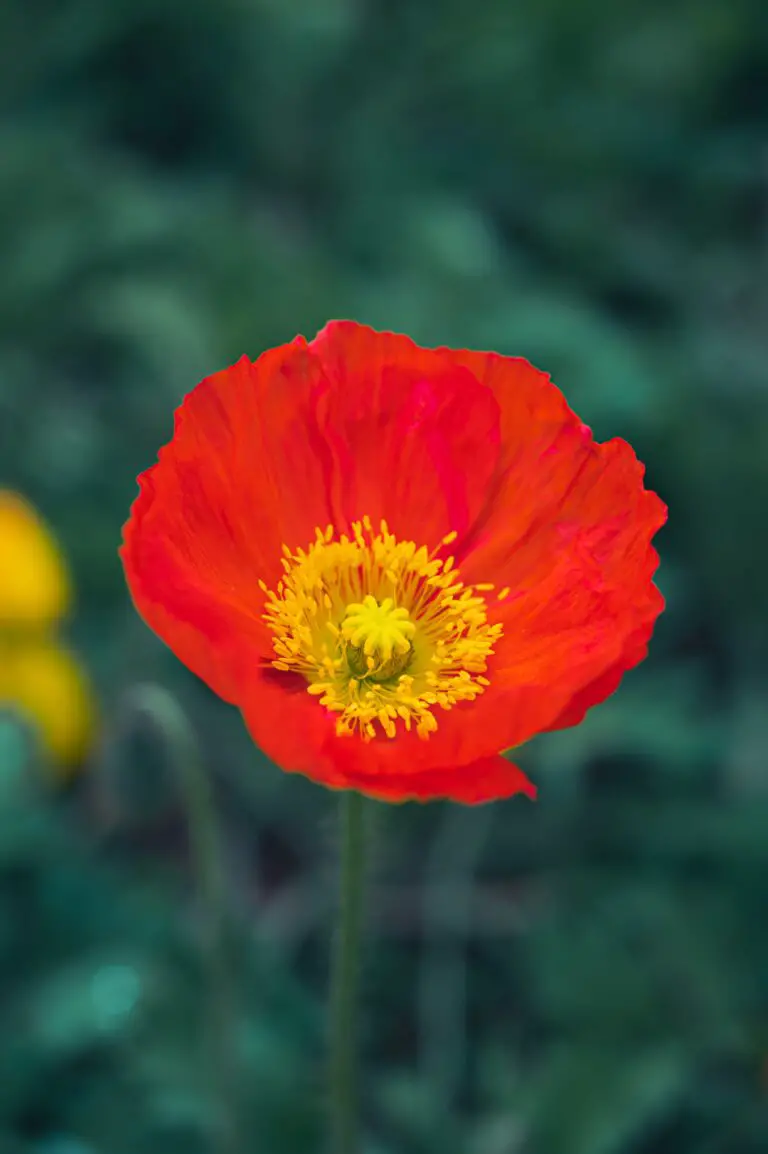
342 596 415 681
259 517 504 741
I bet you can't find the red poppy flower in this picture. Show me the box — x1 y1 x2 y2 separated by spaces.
120 321 666 804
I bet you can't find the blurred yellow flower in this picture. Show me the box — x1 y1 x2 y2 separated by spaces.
0 491 71 630
0 491 95 778
0 641 95 777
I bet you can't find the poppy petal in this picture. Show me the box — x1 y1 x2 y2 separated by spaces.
239 667 534 803
239 660 534 792
121 341 336 700
446 350 596 572
348 754 536 805
308 321 502 544
457 438 666 749
542 609 662 732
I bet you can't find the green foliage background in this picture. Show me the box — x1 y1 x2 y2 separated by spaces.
1 1 767 1151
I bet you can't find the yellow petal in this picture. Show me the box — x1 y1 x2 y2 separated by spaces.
0 492 71 628
0 641 95 777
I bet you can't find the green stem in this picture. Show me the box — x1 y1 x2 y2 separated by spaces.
177 724 238 1154
123 685 238 1154
330 790 367 1154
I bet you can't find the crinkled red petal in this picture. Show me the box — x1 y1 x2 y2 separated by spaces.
308 321 502 544
121 341 336 700
435 347 667 748
342 756 536 805
239 668 534 802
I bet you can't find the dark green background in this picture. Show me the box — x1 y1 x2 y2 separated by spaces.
1 1 767 1151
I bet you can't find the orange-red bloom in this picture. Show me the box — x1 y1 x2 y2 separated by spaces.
120 322 666 804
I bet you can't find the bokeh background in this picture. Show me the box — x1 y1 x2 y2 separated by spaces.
2 1 768 1152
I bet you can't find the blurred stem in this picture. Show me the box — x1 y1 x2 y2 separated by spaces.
123 686 238 1154
178 728 238 1154
330 790 367 1154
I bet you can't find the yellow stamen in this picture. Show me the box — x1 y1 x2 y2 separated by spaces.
261 518 504 741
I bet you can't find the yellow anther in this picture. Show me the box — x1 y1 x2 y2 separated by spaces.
260 519 504 741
